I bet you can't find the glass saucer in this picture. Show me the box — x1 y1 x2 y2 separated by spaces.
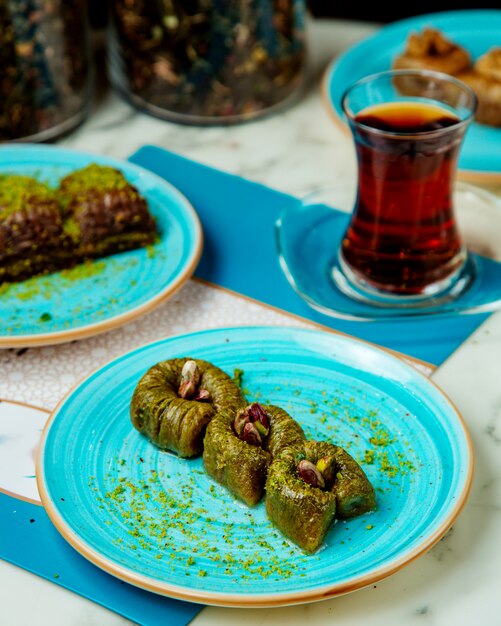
276 182 501 320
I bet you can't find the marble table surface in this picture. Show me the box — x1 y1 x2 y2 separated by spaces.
1 17 501 626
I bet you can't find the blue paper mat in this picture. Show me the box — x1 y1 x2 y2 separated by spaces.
130 145 490 366
0 490 201 624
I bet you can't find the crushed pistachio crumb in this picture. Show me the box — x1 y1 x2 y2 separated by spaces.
233 368 244 388
363 450 375 464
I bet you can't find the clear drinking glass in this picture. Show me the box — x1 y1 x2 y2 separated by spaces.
276 70 501 320
339 69 477 299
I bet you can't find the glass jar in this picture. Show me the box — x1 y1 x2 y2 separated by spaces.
0 0 91 142
108 0 307 125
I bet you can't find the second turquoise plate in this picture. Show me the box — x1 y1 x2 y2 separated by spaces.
324 9 501 183
37 327 473 607
0 145 202 347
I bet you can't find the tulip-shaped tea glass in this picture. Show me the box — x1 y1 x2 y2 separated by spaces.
275 68 501 320
339 69 477 301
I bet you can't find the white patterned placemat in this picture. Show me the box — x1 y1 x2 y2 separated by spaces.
0 280 432 411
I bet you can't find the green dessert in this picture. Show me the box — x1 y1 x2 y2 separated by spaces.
305 440 376 520
129 355 377 555
203 403 305 506
0 175 70 282
265 445 337 554
266 440 376 553
58 164 157 259
130 358 245 458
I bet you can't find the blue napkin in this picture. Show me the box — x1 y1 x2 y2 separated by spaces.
130 145 489 366
0 492 201 625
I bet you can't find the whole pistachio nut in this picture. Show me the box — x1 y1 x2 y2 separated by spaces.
180 360 201 387
316 455 336 485
248 403 270 431
298 459 325 489
234 407 250 436
178 380 196 399
194 388 211 402
254 420 269 437
242 422 263 446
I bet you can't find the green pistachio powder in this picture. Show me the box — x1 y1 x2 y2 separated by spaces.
62 164 130 193
0 165 130 217
58 164 130 211
0 175 57 219
90 369 416 582
0 164 133 228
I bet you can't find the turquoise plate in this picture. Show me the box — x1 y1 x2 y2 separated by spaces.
37 327 473 607
324 9 501 183
0 145 202 347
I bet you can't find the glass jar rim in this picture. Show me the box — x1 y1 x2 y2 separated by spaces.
341 68 478 138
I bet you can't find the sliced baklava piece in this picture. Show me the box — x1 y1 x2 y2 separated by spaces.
393 28 471 76
130 358 245 458
58 164 157 259
266 440 376 553
458 48 501 127
304 440 376 520
203 403 305 506
265 444 337 553
0 175 70 283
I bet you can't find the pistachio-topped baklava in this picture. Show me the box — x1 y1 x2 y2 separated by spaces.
58 164 157 259
0 175 69 282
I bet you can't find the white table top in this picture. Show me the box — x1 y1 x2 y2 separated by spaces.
1 17 501 626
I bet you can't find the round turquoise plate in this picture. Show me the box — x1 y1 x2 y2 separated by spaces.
37 327 473 607
0 145 202 347
324 9 501 183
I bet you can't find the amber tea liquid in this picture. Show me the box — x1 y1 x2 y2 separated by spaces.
341 101 466 295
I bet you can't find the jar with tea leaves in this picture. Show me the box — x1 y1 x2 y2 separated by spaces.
108 0 307 125
0 0 91 142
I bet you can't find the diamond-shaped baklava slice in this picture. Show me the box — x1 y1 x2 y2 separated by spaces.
58 164 157 259
0 175 70 282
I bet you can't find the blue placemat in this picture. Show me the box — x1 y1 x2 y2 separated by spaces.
130 145 490 366
0 493 201 625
